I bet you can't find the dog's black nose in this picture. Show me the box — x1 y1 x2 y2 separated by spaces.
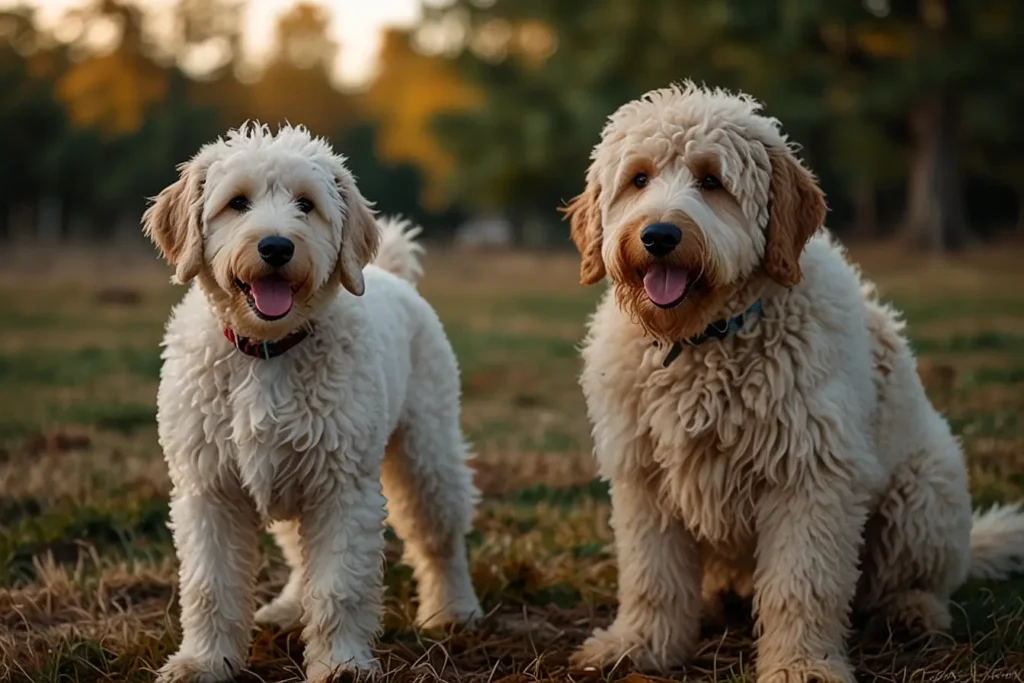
257 236 294 267
640 223 682 257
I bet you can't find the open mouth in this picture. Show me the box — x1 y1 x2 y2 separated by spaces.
235 275 294 321
641 264 694 309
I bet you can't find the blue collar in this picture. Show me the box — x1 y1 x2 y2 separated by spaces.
661 300 762 367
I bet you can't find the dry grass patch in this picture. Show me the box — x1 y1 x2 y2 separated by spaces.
1 243 1023 682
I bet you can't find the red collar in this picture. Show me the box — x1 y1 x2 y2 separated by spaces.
223 327 310 359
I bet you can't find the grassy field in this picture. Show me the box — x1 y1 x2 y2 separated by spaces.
0 243 1023 682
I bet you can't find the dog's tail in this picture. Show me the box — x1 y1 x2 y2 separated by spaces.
372 216 425 286
969 503 1024 579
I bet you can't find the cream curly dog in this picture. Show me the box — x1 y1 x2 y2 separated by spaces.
563 82 1024 682
143 124 481 683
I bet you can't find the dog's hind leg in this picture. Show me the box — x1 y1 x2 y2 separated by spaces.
382 413 482 629
254 519 305 630
857 294 974 638
856 440 972 637
383 329 482 630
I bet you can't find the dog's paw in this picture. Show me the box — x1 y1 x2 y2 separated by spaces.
305 639 379 683
874 589 952 638
415 595 483 631
757 658 856 683
305 656 380 683
569 627 670 672
255 596 304 630
155 653 237 683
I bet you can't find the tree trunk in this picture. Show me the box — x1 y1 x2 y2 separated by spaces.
849 180 877 239
903 0 969 251
902 93 969 251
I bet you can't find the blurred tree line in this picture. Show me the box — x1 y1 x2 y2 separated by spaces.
1 0 1023 251
424 0 1024 250
0 0 468 243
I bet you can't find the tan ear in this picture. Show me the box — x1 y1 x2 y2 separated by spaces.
334 169 380 296
764 151 827 287
141 159 206 284
560 177 605 286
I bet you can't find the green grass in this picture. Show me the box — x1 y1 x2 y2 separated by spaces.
0 347 162 387
910 331 1024 355
0 246 1023 682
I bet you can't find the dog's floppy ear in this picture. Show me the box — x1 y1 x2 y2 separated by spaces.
561 174 606 286
142 157 208 284
332 164 380 297
764 150 827 288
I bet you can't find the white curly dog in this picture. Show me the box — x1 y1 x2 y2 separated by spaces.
563 82 1024 682
143 124 481 683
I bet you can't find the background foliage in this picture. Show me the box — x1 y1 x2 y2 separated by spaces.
1 0 1023 250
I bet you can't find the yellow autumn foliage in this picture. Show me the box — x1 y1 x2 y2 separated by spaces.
57 49 168 136
361 29 482 210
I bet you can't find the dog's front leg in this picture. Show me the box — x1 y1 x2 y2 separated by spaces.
752 480 869 683
300 471 387 682
571 472 702 673
158 485 261 683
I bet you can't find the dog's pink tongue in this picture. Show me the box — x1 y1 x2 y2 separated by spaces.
643 265 689 306
250 276 293 317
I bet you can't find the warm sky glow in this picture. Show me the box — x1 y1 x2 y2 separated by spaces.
3 0 426 86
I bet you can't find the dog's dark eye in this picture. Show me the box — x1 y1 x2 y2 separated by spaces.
228 195 250 211
699 175 723 191
296 197 315 214
632 173 649 189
